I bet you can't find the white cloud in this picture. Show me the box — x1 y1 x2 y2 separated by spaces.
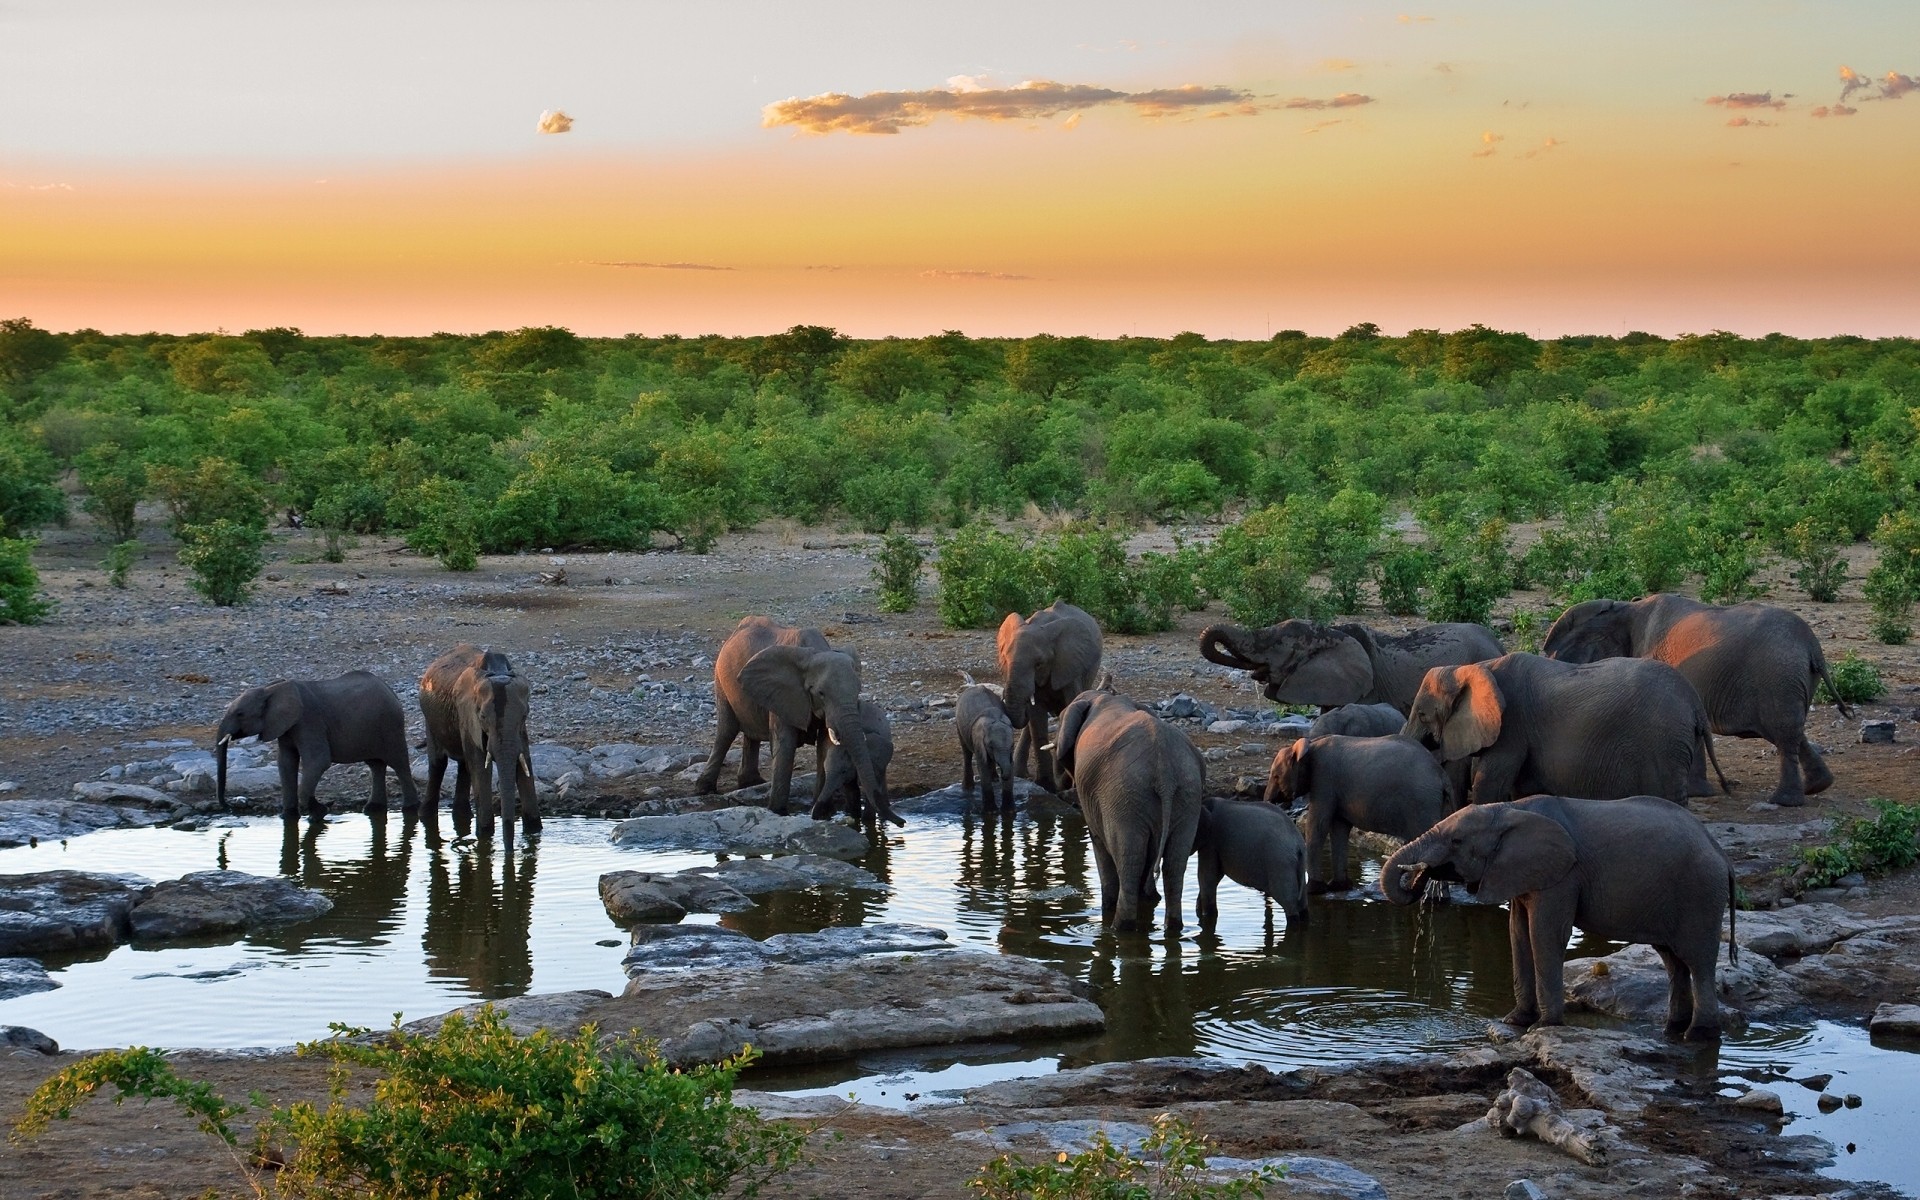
537 109 574 134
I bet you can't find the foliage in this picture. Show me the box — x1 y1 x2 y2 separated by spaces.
103 539 138 588
13 1008 806 1200
0 434 66 538
178 519 268 606
968 1112 1282 1200
1420 518 1514 626
1864 564 1913 644
1797 800 1920 888
1783 517 1848 603
1374 540 1429 617
936 523 1040 629
0 537 53 624
872 534 925 613
404 478 480 571
1508 607 1545 655
150 457 269 539
77 442 147 543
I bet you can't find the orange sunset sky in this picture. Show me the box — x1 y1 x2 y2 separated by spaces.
3 2 1917 339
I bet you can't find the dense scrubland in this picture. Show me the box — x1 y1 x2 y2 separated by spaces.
4 317 1920 642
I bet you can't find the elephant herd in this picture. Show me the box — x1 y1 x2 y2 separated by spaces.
210 589 1855 1041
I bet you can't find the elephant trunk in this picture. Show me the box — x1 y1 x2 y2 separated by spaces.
830 707 899 828
215 735 231 808
1381 841 1433 906
1198 624 1262 673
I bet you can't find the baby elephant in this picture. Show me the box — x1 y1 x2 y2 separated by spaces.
817 699 893 824
1383 794 1739 1041
1308 702 1405 739
1195 797 1309 934
215 671 419 822
1266 734 1453 893
956 685 1017 809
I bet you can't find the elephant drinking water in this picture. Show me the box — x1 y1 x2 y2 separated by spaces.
420 644 541 845
214 671 419 823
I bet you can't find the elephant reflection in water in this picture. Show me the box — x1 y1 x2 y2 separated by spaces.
1291 890 1512 1014
1076 941 1199 1063
424 843 538 997
261 815 418 952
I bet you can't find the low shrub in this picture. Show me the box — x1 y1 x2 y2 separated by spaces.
936 522 1040 629
0 537 53 624
872 533 925 613
1797 800 1920 888
1818 652 1884 706
77 442 147 544
150 456 269 538
1374 541 1429 617
969 1112 1281 1200
1421 517 1514 626
178 519 268 606
841 465 933 533
404 478 480 571
102 539 138 589
1783 517 1848 603
1863 561 1912 645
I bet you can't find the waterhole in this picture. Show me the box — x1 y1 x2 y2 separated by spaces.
1 812 1914 1194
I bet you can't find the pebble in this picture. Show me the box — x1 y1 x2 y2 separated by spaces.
1818 1093 1844 1113
1797 1073 1833 1092
1733 1088 1784 1114
1859 720 1897 744
1505 1183 1548 1200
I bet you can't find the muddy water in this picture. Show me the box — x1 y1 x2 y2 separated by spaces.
1 811 1915 1193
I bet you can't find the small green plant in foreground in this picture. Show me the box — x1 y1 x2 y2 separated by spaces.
969 1112 1282 1200
178 519 268 607
1817 652 1884 706
1796 800 1920 888
102 539 139 588
0 536 54 625
873 533 925 612
14 1006 806 1200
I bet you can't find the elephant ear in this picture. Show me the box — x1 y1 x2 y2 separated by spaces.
1286 737 1316 797
1052 694 1096 779
1270 627 1374 706
739 645 820 731
1477 809 1578 904
259 681 304 742
1442 664 1504 762
996 611 1027 670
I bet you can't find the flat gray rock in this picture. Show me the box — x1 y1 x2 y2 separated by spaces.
0 870 147 955
1870 1003 1920 1038
0 957 56 1001
67 782 175 808
599 855 885 926
0 1026 58 1055
1565 943 1781 1024
0 799 165 847
609 806 869 859
1209 1155 1388 1200
622 922 950 974
128 870 334 942
891 779 1077 818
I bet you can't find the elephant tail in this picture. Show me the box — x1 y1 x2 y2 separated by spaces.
1698 716 1732 796
1813 655 1855 720
1727 870 1740 968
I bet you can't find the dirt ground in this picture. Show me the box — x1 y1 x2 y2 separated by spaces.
3 516 1920 1198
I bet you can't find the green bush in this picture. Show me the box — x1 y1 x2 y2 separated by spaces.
486 455 668 552
102 539 138 589
1421 517 1514 625
77 442 147 544
1864 562 1913 644
1219 553 1327 627
0 537 52 624
14 1007 805 1200
1818 652 1884 706
1375 541 1429 617
150 456 269 538
405 478 481 571
936 523 1040 629
841 465 933 533
872 533 925 613
178 519 268 606
1783 517 1848 603
1797 800 1920 887
0 435 66 538
307 480 388 564
969 1112 1281 1200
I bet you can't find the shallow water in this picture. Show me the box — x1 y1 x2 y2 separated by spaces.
1 811 1915 1194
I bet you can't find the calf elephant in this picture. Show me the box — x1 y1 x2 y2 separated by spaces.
1200 619 1503 712
1543 594 1852 807
1308 702 1406 739
956 684 1017 809
1000 600 1103 792
816 699 894 824
1264 733 1453 892
215 672 419 822
420 645 540 844
1054 689 1203 934
696 617 900 826
1382 794 1738 1041
1401 653 1726 806
1195 797 1308 934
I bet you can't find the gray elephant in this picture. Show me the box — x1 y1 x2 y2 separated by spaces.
1194 797 1308 934
1200 619 1504 711
420 645 540 844
695 617 900 826
999 600 1103 792
215 672 419 822
1264 733 1453 892
1308 702 1405 739
1054 688 1203 934
956 684 1016 809
816 699 893 824
1402 654 1727 807
1542 594 1853 807
1382 794 1738 1041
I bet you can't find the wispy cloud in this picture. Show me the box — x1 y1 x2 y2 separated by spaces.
1725 116 1776 128
1303 119 1346 135
920 269 1034 282
1810 104 1857 119
537 109 574 134
1829 65 1917 108
1705 92 1787 110
1519 136 1562 159
587 261 733 271
1839 65 1871 103
3 181 74 191
1322 58 1358 72
1470 130 1502 158
1279 92 1374 110
763 78 1254 135
1879 71 1919 100
1397 13 1435 23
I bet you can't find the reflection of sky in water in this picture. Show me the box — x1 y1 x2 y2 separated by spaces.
2 812 1915 1194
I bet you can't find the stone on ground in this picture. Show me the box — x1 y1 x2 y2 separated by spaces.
0 799 165 847
599 854 887 925
1870 1003 1920 1039
891 779 1078 818
127 870 334 942
609 805 869 858
0 1026 58 1056
0 870 147 955
0 957 57 1001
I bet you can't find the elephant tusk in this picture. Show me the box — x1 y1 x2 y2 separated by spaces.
827 727 841 746
1039 742 1056 753
216 734 232 748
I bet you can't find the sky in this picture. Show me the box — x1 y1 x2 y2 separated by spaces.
3 1 1917 339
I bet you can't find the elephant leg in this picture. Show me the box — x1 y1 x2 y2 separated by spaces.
394 752 421 815
1503 902 1540 1029
1685 741 1716 798
1196 849 1222 935
1528 900 1576 1028
1160 838 1187 937
277 747 301 821
1302 802 1332 894
425 751 448 839
1031 712 1059 793
962 744 976 794
452 762 473 838
1763 735 1808 807
1680 940 1723 1042
1089 837 1120 927
767 726 799 816
1328 819 1353 893
1653 945 1694 1037
696 702 742 794
365 762 389 817
516 759 541 837
298 755 330 822
739 736 766 789
1013 726 1033 780
1795 734 1833 800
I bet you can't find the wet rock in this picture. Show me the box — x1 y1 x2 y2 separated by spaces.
0 870 146 955
891 779 1060 817
620 924 763 970
1859 720 1896 744
1732 1088 1784 1115
529 743 585 783
609 806 869 859
1817 1092 1844 1113
1870 1002 1920 1039
68 782 174 807
1504 1183 1549 1200
127 871 334 942
598 873 694 923
0 957 56 1000
695 854 884 897
1844 1093 1862 1108
1486 1066 1615 1166
1565 943 1777 1024
205 766 282 797
964 1118 1150 1153
961 1057 1265 1109
0 799 165 847
1201 1155 1386 1200
1796 1073 1833 1091
1 1026 58 1056
622 922 950 974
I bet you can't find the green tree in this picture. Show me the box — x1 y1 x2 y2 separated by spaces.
178 519 267 606
77 441 147 543
149 457 269 538
0 538 52 624
0 317 68 384
0 434 66 537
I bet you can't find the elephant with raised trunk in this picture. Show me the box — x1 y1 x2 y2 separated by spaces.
1054 688 1203 935
215 671 419 823
1543 594 1853 807
1382 795 1739 1041
696 617 901 827
1264 733 1454 893
420 645 541 844
1194 797 1308 935
999 600 1103 792
1401 653 1727 807
1200 619 1504 712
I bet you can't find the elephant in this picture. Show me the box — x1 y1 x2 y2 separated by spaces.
1401 653 1727 807
1200 618 1504 712
419 645 541 844
1542 594 1853 807
214 671 419 823
956 684 1017 809
1382 794 1739 1041
816 699 894 824
1194 796 1308 934
695 617 900 826
1054 688 1204 934
999 600 1103 792
1308 702 1406 739
1264 733 1454 892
